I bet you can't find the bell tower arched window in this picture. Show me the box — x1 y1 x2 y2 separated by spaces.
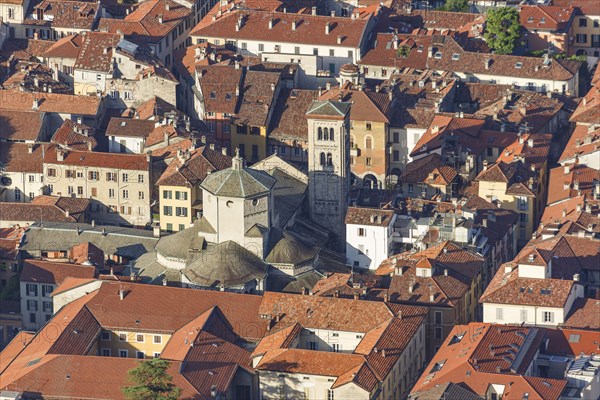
320 152 326 166
326 153 333 166
317 127 323 140
323 127 329 141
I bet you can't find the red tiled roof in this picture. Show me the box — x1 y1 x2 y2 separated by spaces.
520 5 575 31
319 86 393 123
156 145 231 187
547 164 600 205
411 115 485 157
345 207 395 226
98 0 191 44
0 90 101 116
359 33 431 70
496 133 552 170
268 88 317 141
190 10 369 48
559 124 600 164
51 119 98 151
105 117 156 138
570 84 600 124
0 109 45 142
73 32 121 72
21 260 96 285
411 323 566 400
44 145 150 171
43 34 85 59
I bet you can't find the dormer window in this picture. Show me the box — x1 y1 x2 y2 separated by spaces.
210 91 216 99
452 53 460 61
434 52 442 59
225 93 232 101
540 17 545 24
528 17 533 23
515 62 523 69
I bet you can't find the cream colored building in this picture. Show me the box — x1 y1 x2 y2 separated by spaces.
157 146 231 232
43 146 152 226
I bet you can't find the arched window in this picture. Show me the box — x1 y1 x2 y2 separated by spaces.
329 128 334 141
320 152 326 166
323 127 329 141
317 127 323 140
326 153 333 166
365 136 373 149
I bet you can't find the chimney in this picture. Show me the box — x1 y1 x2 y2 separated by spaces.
301 287 307 295
573 273 580 282
518 134 524 144
483 160 488 170
271 83 275 91
268 18 273 29
388 91 393 101
32 98 39 110
564 165 570 174
91 220 95 228
27 144 33 154
164 131 170 145
429 292 435 302
325 22 330 35
562 209 567 218
353 292 359 300
119 289 126 300
235 60 240 69
337 35 342 44
527 138 533 148
427 47 433 58
165 1 170 11
221 147 227 156
444 268 448 276
333 290 339 298
383 293 389 302
318 86 322 97
312 6 317 15
57 148 65 162
576 203 582 212
408 283 414 293
330 10 335 17
484 58 491 69
158 14 163 24
574 180 579 190
291 20 297 30
432 125 439 134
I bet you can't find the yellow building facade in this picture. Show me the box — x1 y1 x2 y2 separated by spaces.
231 125 267 163
158 185 197 233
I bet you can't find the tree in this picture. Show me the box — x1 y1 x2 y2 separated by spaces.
484 7 521 55
122 359 181 400
439 0 470 12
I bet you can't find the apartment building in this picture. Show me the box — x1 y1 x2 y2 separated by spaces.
519 5 576 54
556 0 600 63
156 145 231 232
43 146 152 226
190 10 374 87
20 259 96 330
98 0 193 68
0 142 46 203
345 207 396 270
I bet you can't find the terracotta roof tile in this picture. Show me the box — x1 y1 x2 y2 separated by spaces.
105 117 156 138
559 124 600 164
520 5 575 31
0 90 101 116
570 84 600 124
0 110 45 142
345 207 395 226
269 88 317 141
547 164 600 205
21 260 96 285
190 10 369 48
44 145 150 171
51 119 98 151
156 145 231 187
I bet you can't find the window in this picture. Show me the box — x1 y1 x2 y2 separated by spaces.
138 174 144 183
153 335 162 344
520 309 528 322
175 207 188 217
163 190 172 199
496 308 504 320
365 136 372 149
122 190 129 199
329 49 334 57
579 18 587 27
258 43 264 52
15 188 21 201
88 171 98 181
90 187 96 197
96 74 102 81
569 334 581 343
154 352 161 358
29 174 35 183
163 206 173 216
358 228 366 237
295 46 300 54
542 311 554 323
576 34 587 43
435 327 443 340
101 331 111 341
27 300 38 311
393 150 400 162
29 313 36 323
119 349 128 358
8 7 14 18
26 283 38 297
166 223 173 232
328 389 334 400
106 172 117 182
332 343 340 352
308 341 317 350
119 333 127 341
42 285 53 297
136 334 144 343
138 191 144 200
392 132 400 143
47 168 56 177
42 301 52 312
313 48 318 55
122 173 128 183
241 42 247 50
408 184 414 193
101 348 111 356
434 311 442 325
109 189 115 198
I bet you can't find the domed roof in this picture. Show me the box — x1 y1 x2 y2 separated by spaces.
183 241 267 288
155 224 205 261
266 230 319 265
340 63 359 74
200 151 276 198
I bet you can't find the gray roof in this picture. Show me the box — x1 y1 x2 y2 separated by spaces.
155 224 205 261
246 223 268 238
21 222 158 259
131 251 165 284
266 230 319 265
182 241 267 288
305 100 351 117
269 168 307 230
200 166 276 198
270 270 326 294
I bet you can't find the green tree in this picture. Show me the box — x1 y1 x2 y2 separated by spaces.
439 0 470 12
122 359 181 400
484 7 521 55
